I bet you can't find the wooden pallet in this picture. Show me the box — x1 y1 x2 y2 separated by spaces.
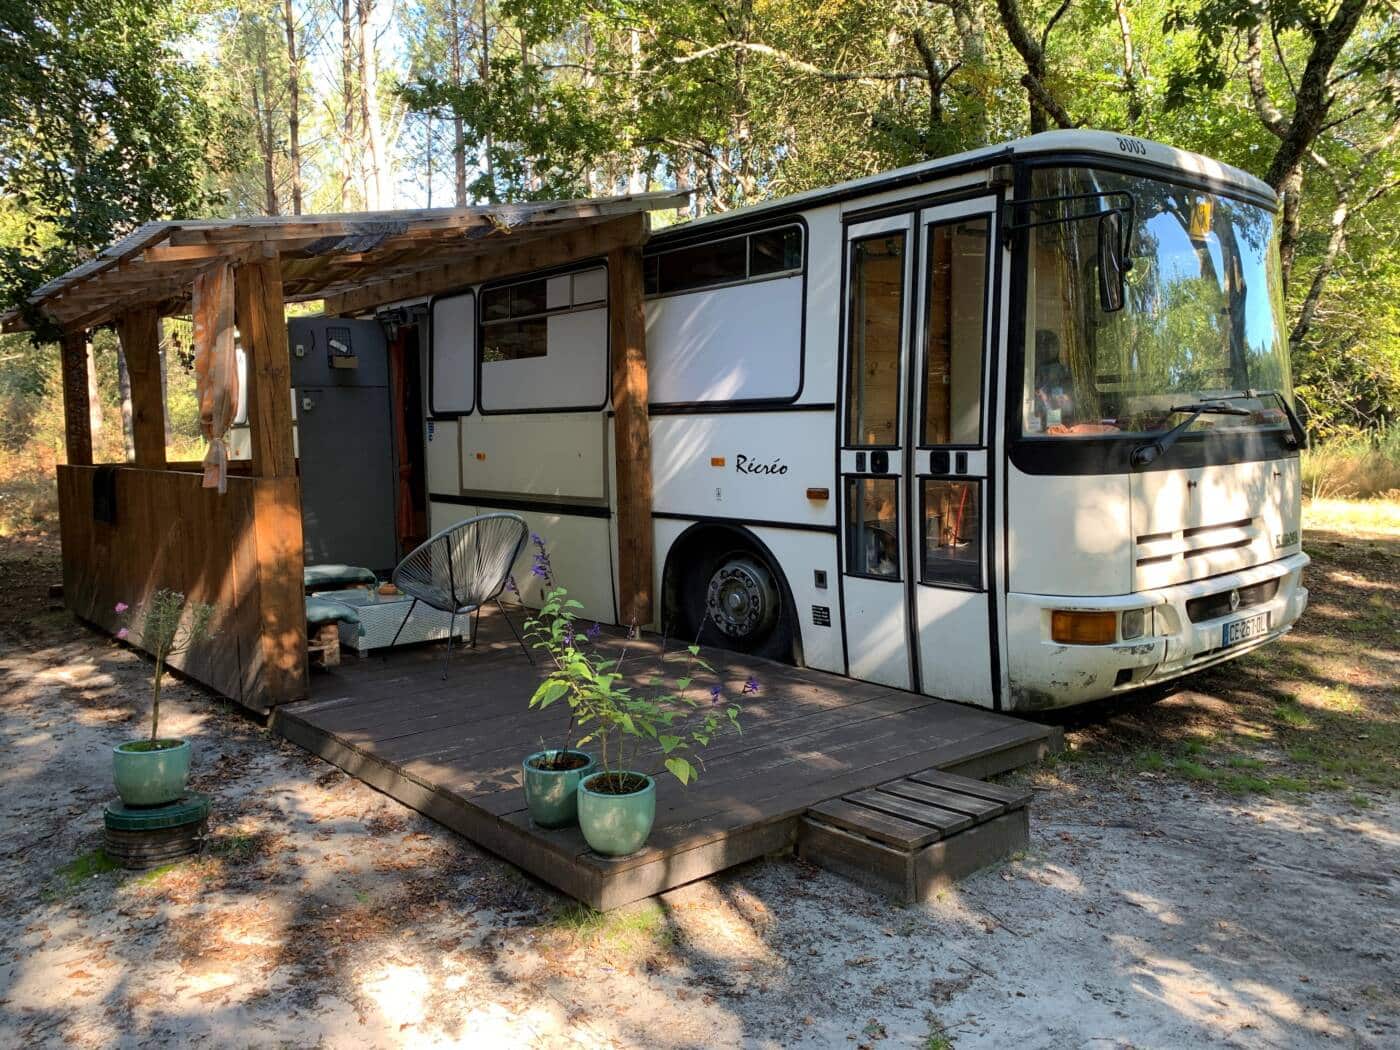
799 768 1032 902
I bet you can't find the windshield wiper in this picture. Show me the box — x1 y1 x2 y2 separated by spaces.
1131 402 1251 468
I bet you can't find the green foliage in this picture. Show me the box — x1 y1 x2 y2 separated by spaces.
523 582 742 787
0 0 219 320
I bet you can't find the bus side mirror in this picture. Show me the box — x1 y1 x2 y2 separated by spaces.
1098 211 1127 313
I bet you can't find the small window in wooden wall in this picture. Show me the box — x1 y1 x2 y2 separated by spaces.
922 217 989 446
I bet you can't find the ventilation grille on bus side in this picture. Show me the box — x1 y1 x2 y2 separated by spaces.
1135 517 1260 568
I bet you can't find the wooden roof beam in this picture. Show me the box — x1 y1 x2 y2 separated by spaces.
324 214 649 316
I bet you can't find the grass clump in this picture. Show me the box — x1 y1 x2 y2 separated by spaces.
1301 424 1400 501
549 899 675 957
48 848 121 897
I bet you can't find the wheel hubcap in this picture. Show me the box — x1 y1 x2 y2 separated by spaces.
705 556 778 641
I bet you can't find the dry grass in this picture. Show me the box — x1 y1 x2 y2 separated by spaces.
1052 506 1399 799
1301 424 1400 500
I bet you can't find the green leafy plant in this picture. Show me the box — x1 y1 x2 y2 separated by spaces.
521 552 745 793
116 589 217 742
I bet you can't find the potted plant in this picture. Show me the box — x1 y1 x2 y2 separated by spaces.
524 553 745 856
112 589 217 807
518 537 597 828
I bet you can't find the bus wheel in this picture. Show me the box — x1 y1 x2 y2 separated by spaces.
702 553 784 654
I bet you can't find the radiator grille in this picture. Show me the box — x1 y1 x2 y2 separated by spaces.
1185 578 1280 624
1135 517 1261 568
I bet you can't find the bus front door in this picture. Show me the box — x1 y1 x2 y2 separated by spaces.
839 197 1000 704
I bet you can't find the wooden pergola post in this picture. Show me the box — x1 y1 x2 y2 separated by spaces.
116 306 166 467
608 245 654 628
234 253 297 478
59 330 93 466
233 252 307 700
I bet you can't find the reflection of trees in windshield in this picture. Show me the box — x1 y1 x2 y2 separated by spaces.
1024 168 1289 437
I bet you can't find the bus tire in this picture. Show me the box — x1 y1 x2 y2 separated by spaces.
674 539 795 664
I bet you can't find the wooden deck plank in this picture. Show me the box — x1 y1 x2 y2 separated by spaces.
806 798 941 849
876 779 1006 819
845 789 975 835
907 768 1034 809
273 609 1057 909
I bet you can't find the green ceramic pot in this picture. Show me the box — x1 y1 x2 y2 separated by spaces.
522 749 597 829
112 739 192 807
577 771 656 857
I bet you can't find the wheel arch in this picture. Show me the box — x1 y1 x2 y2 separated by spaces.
659 521 806 666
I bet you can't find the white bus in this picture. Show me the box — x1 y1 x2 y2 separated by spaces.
419 129 1309 712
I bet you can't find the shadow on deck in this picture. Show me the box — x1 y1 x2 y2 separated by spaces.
272 608 1061 909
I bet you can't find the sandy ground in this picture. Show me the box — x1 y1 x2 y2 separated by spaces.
0 536 1396 1047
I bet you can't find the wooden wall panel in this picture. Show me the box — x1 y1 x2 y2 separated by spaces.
56 465 308 712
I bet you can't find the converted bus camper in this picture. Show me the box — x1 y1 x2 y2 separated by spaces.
412 129 1308 711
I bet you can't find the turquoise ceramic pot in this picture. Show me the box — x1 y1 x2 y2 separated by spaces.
522 749 597 828
112 739 192 807
577 772 656 857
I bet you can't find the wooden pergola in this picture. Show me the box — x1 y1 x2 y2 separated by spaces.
6 192 685 712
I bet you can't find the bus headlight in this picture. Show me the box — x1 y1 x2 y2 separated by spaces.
1051 610 1117 645
1121 608 1147 640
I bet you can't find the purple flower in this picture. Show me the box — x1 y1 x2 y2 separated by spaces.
709 683 723 702
586 622 602 640
505 575 519 595
563 626 576 646
116 627 130 640
742 676 760 696
529 535 554 587
114 602 129 614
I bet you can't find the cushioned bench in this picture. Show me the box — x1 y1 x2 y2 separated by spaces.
305 596 361 668
304 564 378 592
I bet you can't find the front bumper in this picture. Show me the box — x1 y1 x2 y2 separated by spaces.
1005 552 1310 710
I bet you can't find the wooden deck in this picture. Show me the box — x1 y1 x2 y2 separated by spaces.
272 610 1060 909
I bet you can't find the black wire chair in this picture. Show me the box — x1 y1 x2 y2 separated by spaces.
387 512 533 677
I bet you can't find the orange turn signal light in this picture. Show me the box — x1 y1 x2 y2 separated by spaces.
1050 610 1117 645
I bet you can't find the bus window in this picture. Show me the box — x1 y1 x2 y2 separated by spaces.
922 479 981 589
845 233 905 447
923 217 988 446
846 478 900 579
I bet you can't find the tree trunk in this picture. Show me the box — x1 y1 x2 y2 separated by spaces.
283 0 303 215
117 344 135 461
478 0 495 201
356 0 388 209
340 0 354 210
1114 0 1142 129
449 0 466 206
86 341 102 439
949 0 989 145
257 64 279 216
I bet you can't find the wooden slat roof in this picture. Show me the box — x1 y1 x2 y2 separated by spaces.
4 191 688 334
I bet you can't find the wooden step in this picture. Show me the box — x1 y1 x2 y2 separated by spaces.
799 767 1032 902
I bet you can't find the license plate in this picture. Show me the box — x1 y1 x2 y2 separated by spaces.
1223 611 1270 648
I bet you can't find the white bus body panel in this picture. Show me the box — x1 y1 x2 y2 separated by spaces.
1131 458 1301 590
424 417 460 494
1007 467 1133 596
428 498 614 621
646 277 803 403
460 413 608 501
651 412 834 526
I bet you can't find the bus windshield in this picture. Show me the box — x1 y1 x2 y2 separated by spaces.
1020 167 1293 439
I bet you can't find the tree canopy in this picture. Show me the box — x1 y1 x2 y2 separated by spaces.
1 0 1397 431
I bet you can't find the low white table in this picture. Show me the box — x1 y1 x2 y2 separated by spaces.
315 588 470 655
